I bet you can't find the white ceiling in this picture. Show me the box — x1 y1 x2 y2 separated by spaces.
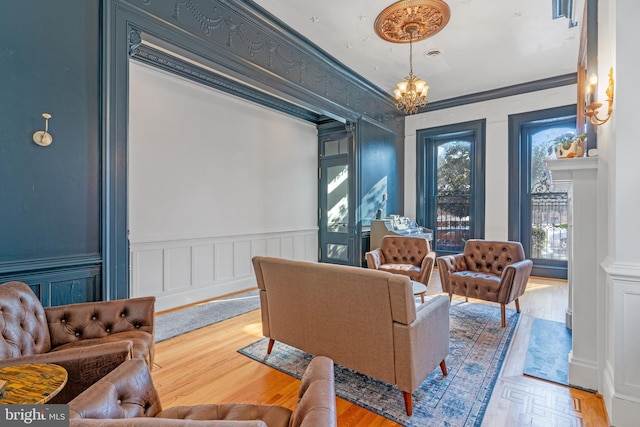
252 0 584 103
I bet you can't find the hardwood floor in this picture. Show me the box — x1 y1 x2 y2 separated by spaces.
151 272 609 426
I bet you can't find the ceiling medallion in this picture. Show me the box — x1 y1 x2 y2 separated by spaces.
374 0 451 44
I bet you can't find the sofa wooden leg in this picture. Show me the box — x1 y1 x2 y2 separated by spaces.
403 391 413 416
515 298 521 313
267 339 275 354
440 359 448 376
500 304 506 327
448 292 453 302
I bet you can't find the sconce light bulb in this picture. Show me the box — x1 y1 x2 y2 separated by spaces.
589 73 598 86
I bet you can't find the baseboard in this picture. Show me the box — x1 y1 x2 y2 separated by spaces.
154 277 256 312
568 350 598 391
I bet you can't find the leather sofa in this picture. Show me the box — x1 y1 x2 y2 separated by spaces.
68 356 337 427
436 239 533 327
0 281 155 402
252 256 450 416
365 235 436 286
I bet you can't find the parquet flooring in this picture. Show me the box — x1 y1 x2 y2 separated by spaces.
152 272 609 426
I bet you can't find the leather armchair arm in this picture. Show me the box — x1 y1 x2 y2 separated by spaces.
392 295 450 392
417 251 436 285
436 254 466 294
0 340 132 403
499 259 533 304
365 249 384 269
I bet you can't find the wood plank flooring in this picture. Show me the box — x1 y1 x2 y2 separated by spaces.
151 272 609 426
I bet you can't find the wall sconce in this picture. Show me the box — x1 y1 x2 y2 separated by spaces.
32 113 53 146
584 67 614 126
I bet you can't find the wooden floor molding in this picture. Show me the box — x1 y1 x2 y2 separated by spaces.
152 273 610 426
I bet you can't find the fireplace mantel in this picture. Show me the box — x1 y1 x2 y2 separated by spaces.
545 155 599 391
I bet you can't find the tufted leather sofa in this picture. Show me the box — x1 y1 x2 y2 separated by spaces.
365 235 436 286
436 240 533 327
0 281 155 402
68 356 337 427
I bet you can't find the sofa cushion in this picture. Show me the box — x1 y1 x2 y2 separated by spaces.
449 271 501 302
377 263 422 281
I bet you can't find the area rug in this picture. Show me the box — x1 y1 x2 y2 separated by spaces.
155 290 260 342
523 317 571 386
238 301 519 427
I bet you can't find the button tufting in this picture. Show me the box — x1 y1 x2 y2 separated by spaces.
75 332 80 337
61 319 66 323
92 316 97 320
121 313 126 317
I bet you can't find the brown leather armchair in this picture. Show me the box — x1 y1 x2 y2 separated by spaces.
0 281 155 402
365 235 436 286
436 240 533 327
68 357 337 427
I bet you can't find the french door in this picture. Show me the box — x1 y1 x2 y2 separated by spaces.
318 123 353 265
416 120 486 256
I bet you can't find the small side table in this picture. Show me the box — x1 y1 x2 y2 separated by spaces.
0 363 68 404
411 280 427 304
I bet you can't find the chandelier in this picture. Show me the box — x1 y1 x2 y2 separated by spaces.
394 25 428 114
374 0 451 115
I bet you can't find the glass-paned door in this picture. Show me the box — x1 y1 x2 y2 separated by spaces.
318 130 351 265
435 139 472 253
417 120 485 257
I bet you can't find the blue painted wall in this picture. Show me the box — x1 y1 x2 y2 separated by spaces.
0 0 102 304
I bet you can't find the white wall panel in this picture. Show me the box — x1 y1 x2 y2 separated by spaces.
165 247 191 291
133 249 164 297
192 245 214 287
214 242 235 281
233 241 252 277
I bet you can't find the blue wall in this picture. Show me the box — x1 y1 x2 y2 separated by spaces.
0 0 102 305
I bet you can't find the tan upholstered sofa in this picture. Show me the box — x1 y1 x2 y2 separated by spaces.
365 235 436 286
436 239 533 327
252 256 450 416
68 356 337 427
0 281 155 402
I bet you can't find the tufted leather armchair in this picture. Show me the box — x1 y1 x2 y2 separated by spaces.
436 240 533 327
68 356 337 427
365 235 436 287
0 281 155 403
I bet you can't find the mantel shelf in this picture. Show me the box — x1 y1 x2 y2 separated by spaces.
545 156 598 173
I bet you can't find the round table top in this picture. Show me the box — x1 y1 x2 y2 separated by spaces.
411 280 427 295
0 363 68 404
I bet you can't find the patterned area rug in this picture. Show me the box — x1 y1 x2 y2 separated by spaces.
238 301 519 427
523 318 571 386
155 290 260 342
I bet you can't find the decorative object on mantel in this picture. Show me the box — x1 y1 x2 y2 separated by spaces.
547 132 587 159
374 0 451 115
584 66 615 126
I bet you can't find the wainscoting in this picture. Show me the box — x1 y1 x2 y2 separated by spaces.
130 229 317 312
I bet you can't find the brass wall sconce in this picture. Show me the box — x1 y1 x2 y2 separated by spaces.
33 113 53 146
584 67 614 126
